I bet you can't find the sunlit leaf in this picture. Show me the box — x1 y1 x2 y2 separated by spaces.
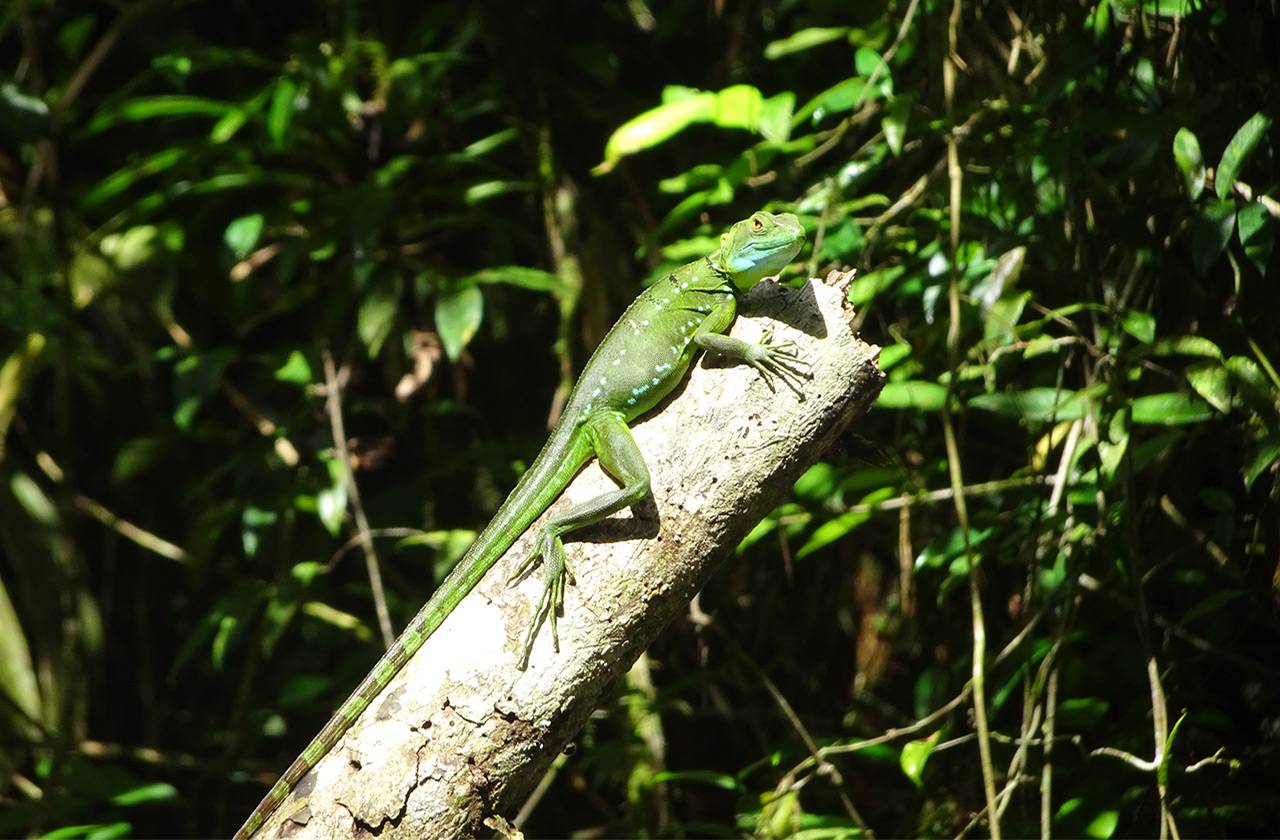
1216 112 1271 199
316 456 347 536
267 78 298 147
110 782 178 806
358 278 400 358
1185 360 1232 413
764 27 851 60
598 93 713 172
223 214 264 259
1172 127 1205 200
1121 310 1156 344
464 266 565 292
899 731 939 787
796 490 887 559
1148 335 1223 359
882 95 910 157
1131 392 1215 425
274 350 312 385
84 95 233 135
82 148 186 208
1243 434 1280 490
464 180 533 204
970 387 1098 422
876 380 947 411
436 284 484 361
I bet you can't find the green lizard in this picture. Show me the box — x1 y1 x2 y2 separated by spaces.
234 210 808 839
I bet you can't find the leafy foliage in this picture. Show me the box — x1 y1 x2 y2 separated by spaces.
2 1 1278 838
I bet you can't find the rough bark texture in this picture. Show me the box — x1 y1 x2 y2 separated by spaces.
260 271 883 839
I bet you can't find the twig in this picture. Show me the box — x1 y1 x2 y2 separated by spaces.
699 616 872 834
1041 667 1058 839
73 495 189 564
326 527 429 571
322 350 394 648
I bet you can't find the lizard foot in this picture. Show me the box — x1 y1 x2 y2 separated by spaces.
747 330 812 399
513 526 573 670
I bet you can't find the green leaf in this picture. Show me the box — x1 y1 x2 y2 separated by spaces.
899 731 940 787
0 574 41 731
436 285 484 361
1148 335 1223 359
1158 712 1187 790
464 266 565 292
598 93 713 172
652 769 741 791
972 246 1026 311
1172 127 1205 200
357 279 400 358
797 503 875 559
1216 112 1272 199
710 84 765 131
796 77 869 124
111 435 169 483
1225 355 1276 412
463 180 534 204
1191 199 1237 274
1237 202 1274 276
1131 392 1215 425
1243 434 1280 490
876 380 947 411
82 148 186 208
1185 360 1232 413
316 456 347 536
882 95 910 157
454 127 519 159
969 387 1097 422
273 350 312 385
267 78 298 147
763 27 851 60
223 214 264 259
855 47 883 78
110 781 178 806
1085 810 1120 840
172 349 234 430
1121 310 1156 344
83 95 233 135
757 91 795 143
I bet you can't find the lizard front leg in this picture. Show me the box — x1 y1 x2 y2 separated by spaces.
509 411 651 669
694 315 811 398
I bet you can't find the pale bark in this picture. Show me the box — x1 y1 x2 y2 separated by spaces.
258 271 883 839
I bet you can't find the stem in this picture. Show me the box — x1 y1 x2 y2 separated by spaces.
322 351 394 648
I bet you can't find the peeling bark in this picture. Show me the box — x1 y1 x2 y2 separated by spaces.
257 271 884 839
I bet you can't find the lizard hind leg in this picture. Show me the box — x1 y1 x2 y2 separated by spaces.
516 411 651 669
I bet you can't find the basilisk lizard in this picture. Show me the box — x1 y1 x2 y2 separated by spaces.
234 210 808 838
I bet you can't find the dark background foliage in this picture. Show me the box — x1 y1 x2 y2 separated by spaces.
2 0 1279 837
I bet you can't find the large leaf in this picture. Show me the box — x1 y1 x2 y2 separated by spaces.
876 380 947 411
435 285 484 361
1191 199 1236 274
1131 392 1215 425
1216 112 1272 199
969 387 1099 422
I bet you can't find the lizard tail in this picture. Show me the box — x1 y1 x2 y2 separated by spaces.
234 418 593 838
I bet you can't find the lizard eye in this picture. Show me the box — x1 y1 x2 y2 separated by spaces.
751 217 764 232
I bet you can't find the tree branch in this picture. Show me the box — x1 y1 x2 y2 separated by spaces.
251 273 883 838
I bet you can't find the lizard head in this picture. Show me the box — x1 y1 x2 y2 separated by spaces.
716 211 805 289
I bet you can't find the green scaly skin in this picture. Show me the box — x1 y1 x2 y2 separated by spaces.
234 211 808 839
